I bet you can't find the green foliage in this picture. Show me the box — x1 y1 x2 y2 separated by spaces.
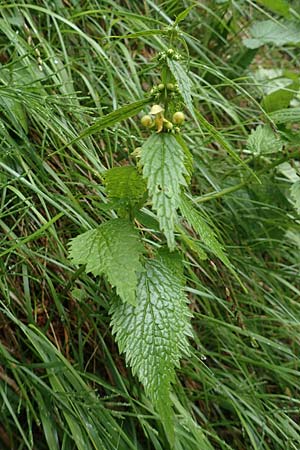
141 133 187 250
2 1 300 449
71 98 151 143
256 0 290 17
290 180 300 214
246 125 283 155
261 73 299 112
244 20 300 48
104 166 147 213
69 220 144 305
270 107 300 123
175 133 194 182
180 195 232 270
110 256 192 444
167 59 195 119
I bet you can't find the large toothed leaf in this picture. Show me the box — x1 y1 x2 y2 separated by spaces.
68 219 144 305
180 195 232 270
243 20 300 49
247 125 283 155
110 256 192 444
140 133 187 250
290 180 300 215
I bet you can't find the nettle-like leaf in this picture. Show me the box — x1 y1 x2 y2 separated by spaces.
247 125 283 155
175 134 194 183
290 180 300 214
243 20 300 49
270 107 300 124
104 166 147 211
68 219 144 305
180 195 232 270
110 256 192 444
167 59 196 120
141 133 187 250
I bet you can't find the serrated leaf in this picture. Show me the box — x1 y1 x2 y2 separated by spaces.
256 0 290 18
270 107 300 124
110 257 192 444
290 181 300 214
179 195 232 270
175 134 194 183
243 20 300 49
167 59 196 120
68 219 144 305
104 166 147 208
157 247 185 283
179 229 208 261
140 133 187 250
247 125 283 155
277 162 300 182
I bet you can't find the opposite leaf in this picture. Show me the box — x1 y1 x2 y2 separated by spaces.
141 133 187 250
68 219 144 305
110 257 192 444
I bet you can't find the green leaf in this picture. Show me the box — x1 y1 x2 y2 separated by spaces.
261 73 298 113
68 219 144 305
174 5 195 26
269 107 300 124
157 247 185 283
104 166 147 209
110 257 192 445
247 125 283 155
256 0 290 18
179 194 232 270
243 20 300 49
140 133 187 250
262 86 295 112
167 59 196 120
0 93 28 134
175 134 194 183
290 181 300 214
67 98 151 145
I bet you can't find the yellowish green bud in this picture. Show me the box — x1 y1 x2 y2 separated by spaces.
172 111 185 125
141 115 153 127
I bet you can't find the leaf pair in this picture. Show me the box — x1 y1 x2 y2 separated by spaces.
69 224 192 443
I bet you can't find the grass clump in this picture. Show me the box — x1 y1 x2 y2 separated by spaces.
1 1 300 449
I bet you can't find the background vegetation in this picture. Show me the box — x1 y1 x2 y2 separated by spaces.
1 1 300 449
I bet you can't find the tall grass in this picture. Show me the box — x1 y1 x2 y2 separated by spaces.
1 1 300 449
